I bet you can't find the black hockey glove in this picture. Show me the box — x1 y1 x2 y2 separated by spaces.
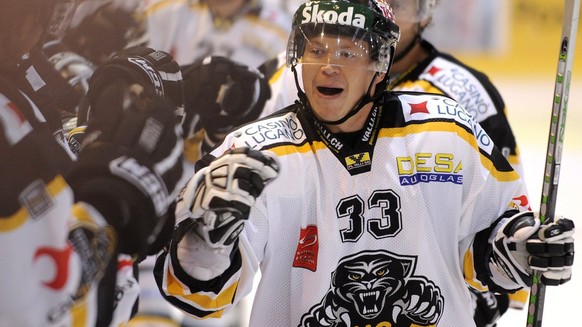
86 45 184 124
490 211 575 290
181 56 269 139
42 40 96 135
68 45 185 151
67 79 187 257
69 46 184 155
176 148 279 248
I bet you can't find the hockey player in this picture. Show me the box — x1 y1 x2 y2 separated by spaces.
143 0 291 67
64 45 196 326
186 1 529 323
154 1 575 326
0 0 188 326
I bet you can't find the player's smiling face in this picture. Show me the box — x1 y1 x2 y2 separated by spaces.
301 35 384 130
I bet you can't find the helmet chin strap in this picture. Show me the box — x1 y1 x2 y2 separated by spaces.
291 63 383 126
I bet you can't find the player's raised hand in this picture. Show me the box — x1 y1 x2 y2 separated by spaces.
177 148 279 248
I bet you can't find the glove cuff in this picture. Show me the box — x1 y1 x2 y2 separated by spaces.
180 225 237 281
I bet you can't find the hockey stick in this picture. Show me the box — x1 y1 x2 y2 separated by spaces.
526 1 580 326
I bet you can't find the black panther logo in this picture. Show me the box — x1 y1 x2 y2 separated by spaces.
299 250 443 327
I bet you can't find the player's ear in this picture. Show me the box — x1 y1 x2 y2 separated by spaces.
420 16 432 32
375 72 386 82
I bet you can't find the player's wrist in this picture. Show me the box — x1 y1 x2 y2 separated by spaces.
169 218 238 281
179 228 237 281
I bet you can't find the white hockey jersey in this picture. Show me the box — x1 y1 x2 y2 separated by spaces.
144 0 291 67
156 92 530 326
0 76 139 327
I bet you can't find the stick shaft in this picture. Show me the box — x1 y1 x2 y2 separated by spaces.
526 1 580 326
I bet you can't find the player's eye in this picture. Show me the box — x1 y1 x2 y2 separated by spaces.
307 46 326 57
337 49 357 59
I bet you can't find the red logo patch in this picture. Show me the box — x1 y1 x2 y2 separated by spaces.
293 225 319 272
409 101 430 114
427 65 442 76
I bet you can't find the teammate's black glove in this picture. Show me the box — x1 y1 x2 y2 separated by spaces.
69 45 185 155
181 56 270 140
176 148 279 248
490 211 575 290
67 79 187 257
86 46 184 124
42 40 96 136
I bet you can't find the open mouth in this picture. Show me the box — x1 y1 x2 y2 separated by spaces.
317 86 343 96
